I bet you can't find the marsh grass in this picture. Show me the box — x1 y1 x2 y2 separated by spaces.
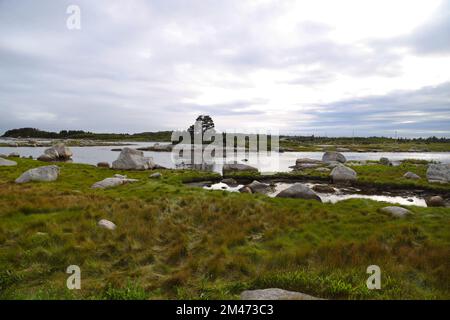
0 158 448 299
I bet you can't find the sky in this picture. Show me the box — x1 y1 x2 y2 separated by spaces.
0 0 449 137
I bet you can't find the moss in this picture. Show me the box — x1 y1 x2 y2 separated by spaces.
0 158 449 299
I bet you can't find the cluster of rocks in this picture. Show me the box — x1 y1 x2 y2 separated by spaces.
37 143 73 162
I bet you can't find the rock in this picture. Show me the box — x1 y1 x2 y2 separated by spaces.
403 172 420 180
98 219 116 230
247 180 271 194
239 186 252 194
91 176 138 189
97 162 110 168
330 164 357 183
276 183 322 202
221 178 237 185
312 185 335 193
8 152 20 158
0 157 17 166
381 206 412 218
139 143 173 152
240 288 321 300
426 164 450 183
37 143 73 162
379 157 392 166
112 147 156 170
223 163 258 174
322 151 346 163
150 172 162 179
425 196 445 207
314 167 331 173
15 165 59 183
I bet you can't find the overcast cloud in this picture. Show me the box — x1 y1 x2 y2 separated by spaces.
0 0 449 137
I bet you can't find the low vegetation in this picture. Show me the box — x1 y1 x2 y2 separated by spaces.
0 158 449 299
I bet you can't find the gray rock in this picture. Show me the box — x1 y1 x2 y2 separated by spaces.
239 186 252 193
426 164 450 183
98 219 116 230
91 176 138 189
150 172 162 179
312 184 336 193
37 143 72 161
379 157 391 165
8 152 20 158
403 171 420 180
240 288 321 300
112 147 156 170
221 178 238 186
381 206 412 218
276 183 322 202
247 180 271 194
425 196 445 207
223 163 258 174
15 165 59 183
322 151 346 163
330 164 357 183
97 162 110 168
0 157 17 166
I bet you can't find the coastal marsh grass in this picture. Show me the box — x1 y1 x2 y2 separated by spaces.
0 158 449 299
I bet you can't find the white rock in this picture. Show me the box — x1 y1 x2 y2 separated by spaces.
91 176 138 189
381 206 412 218
98 219 116 230
403 172 420 180
15 165 59 183
240 288 321 300
0 157 17 166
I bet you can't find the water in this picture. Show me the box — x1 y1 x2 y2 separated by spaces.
204 182 427 207
1 142 450 173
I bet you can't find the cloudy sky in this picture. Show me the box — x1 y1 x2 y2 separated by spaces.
0 0 449 137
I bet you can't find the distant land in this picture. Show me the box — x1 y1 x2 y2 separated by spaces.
2 127 450 152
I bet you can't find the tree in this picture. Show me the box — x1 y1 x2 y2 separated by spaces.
188 115 215 135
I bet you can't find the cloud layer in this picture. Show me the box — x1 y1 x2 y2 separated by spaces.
0 0 449 137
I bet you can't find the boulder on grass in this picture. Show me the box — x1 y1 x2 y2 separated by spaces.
322 151 346 164
0 157 17 166
276 183 321 202
381 206 412 218
91 176 138 189
149 172 162 179
330 164 357 183
403 172 420 180
426 164 450 184
425 196 445 207
97 162 110 168
379 157 391 165
15 165 59 183
240 288 321 300
112 147 156 170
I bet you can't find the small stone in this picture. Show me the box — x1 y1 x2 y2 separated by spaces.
403 172 420 180
97 162 110 168
150 172 162 179
98 219 116 230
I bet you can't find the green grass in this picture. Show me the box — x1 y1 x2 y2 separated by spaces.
0 158 449 299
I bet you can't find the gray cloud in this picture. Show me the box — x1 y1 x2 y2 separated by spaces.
0 0 449 136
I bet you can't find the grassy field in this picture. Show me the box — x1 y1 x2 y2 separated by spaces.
0 158 449 299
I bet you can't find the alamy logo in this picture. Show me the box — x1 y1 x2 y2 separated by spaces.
66 265 81 289
66 5 81 30
366 265 381 290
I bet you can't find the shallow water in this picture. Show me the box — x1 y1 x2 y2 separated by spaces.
1 141 450 173
204 182 427 207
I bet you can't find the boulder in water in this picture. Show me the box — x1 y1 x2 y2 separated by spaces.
276 183 321 202
112 147 156 170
